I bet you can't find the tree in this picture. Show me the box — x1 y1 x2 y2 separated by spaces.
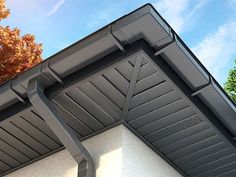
224 60 236 103
0 0 42 85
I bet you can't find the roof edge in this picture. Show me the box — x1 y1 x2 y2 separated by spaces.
0 3 235 137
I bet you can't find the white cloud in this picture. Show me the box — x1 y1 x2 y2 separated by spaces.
227 0 236 17
46 0 65 16
154 0 208 33
87 12 112 29
191 22 236 82
86 3 126 30
228 0 236 5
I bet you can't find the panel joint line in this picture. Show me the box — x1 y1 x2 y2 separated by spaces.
191 76 212 96
109 25 125 52
46 60 64 84
9 81 25 104
121 55 143 121
39 64 54 84
154 34 176 56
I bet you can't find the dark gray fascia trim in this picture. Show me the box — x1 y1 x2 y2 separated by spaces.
142 44 236 149
0 40 146 123
27 80 95 177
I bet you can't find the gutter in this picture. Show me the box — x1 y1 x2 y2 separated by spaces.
27 79 95 177
0 2 235 154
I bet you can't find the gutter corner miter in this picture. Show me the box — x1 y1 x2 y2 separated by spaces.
27 79 95 177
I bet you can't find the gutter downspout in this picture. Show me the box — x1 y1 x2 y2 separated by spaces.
27 79 95 177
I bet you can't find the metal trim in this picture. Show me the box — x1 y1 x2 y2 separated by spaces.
9 81 25 104
191 76 212 96
154 35 176 56
109 25 125 52
46 60 64 85
142 45 236 150
121 55 143 120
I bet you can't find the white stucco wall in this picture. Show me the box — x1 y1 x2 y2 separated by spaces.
4 125 182 177
122 126 182 177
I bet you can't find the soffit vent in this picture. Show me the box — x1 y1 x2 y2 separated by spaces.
146 116 203 142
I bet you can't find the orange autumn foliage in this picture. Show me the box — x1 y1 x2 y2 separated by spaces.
0 0 42 85
0 0 9 20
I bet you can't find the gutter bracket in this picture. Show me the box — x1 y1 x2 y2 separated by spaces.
154 36 176 56
27 79 95 177
191 76 212 96
46 60 64 84
39 64 54 84
10 80 25 104
109 25 126 52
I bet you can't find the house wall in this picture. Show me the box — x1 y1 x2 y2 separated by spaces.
122 126 182 177
4 125 182 177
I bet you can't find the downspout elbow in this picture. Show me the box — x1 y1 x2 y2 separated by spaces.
27 79 95 177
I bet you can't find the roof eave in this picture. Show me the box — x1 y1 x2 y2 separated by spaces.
0 3 235 136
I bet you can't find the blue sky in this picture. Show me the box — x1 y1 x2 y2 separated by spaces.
2 0 236 85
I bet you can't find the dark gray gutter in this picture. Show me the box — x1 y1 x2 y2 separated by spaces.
0 2 235 158
27 80 95 177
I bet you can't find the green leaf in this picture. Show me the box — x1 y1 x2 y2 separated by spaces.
224 60 236 103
